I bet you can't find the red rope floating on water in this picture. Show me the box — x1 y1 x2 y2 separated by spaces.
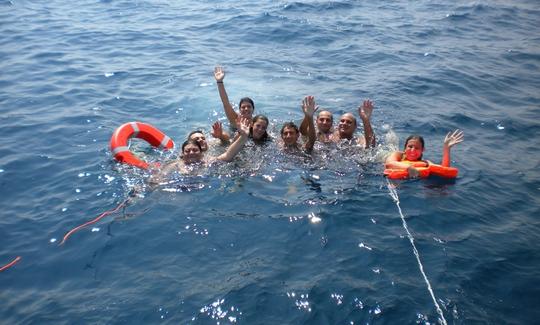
0 256 21 272
60 199 129 245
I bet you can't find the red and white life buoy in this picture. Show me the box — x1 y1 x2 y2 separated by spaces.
110 122 174 169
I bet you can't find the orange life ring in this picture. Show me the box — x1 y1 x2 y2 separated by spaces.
110 122 174 169
384 160 458 180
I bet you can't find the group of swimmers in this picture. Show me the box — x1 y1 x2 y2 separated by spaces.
151 66 464 182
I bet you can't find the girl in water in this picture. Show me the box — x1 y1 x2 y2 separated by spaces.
385 129 464 178
211 114 271 145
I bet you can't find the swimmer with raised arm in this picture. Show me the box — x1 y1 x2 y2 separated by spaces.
214 66 255 129
188 124 230 151
333 99 376 148
299 108 334 143
280 96 317 153
149 117 251 183
187 130 210 152
385 129 464 178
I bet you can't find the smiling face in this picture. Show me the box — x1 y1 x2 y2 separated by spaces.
239 99 254 119
252 118 268 140
281 125 299 146
338 113 357 139
189 132 208 152
182 143 203 164
316 111 333 133
403 138 424 161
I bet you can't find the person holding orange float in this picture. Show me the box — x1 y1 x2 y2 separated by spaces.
385 129 464 179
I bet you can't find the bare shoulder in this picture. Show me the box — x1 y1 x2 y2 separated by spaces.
160 161 182 174
386 151 403 162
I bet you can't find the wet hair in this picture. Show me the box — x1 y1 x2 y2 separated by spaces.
250 115 270 143
404 135 425 159
280 122 299 136
181 139 202 152
239 97 255 111
187 130 204 140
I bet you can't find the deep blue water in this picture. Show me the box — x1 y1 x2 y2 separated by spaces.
1 0 540 324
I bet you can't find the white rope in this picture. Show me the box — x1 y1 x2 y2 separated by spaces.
386 179 448 325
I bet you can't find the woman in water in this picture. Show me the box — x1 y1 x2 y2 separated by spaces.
211 114 271 145
385 129 464 178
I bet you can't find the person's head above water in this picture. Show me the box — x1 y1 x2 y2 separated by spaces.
337 113 357 139
316 110 333 133
280 122 299 146
187 130 208 152
239 97 255 119
250 115 269 143
181 139 203 164
403 135 425 161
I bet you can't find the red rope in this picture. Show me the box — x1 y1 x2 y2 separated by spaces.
0 256 21 272
60 199 129 245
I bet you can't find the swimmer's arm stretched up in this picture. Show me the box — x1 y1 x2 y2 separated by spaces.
214 66 239 128
211 121 231 145
302 96 317 153
358 99 376 148
216 116 250 162
441 129 464 167
299 103 319 137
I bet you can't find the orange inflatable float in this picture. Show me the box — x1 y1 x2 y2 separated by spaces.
384 160 458 180
110 122 175 169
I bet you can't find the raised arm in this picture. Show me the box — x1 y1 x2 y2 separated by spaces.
214 66 238 128
217 117 250 162
211 121 231 145
299 105 318 137
299 114 309 136
302 96 317 152
358 99 376 148
441 129 464 167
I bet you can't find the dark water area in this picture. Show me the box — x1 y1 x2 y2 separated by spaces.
1 1 539 324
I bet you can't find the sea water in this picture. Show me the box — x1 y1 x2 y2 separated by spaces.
1 0 539 324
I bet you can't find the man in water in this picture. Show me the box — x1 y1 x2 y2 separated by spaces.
188 122 231 152
187 130 209 152
299 109 334 143
280 96 317 153
214 66 255 129
333 100 376 148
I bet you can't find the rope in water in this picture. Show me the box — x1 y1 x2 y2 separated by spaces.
0 256 21 272
386 179 448 325
60 198 129 245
